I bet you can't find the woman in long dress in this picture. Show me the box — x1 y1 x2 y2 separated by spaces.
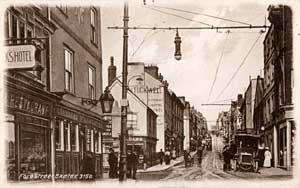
263 147 272 168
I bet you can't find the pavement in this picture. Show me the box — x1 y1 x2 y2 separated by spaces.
137 151 197 173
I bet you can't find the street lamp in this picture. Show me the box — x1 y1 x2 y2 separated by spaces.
100 87 115 113
174 29 182 61
81 86 114 114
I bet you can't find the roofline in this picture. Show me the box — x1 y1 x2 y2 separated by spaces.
108 78 158 116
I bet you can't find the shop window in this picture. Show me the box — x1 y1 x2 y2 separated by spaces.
64 47 74 93
90 8 98 45
71 124 79 152
86 128 91 151
55 120 64 150
95 131 102 153
64 122 70 151
88 64 95 100
91 129 94 152
5 122 15 181
20 125 47 179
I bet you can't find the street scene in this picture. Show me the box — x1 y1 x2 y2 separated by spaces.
2 0 297 185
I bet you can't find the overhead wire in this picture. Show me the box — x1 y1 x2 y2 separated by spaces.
144 6 212 26
207 30 230 103
215 31 264 100
148 4 252 26
130 29 161 60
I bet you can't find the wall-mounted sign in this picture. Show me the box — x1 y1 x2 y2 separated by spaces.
5 45 36 70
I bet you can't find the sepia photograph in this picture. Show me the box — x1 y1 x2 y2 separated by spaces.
0 0 299 187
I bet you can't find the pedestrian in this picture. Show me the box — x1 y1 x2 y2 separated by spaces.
143 154 148 170
184 150 192 167
158 149 164 165
171 149 176 160
197 145 203 166
128 150 139 179
263 147 272 168
81 153 95 180
108 148 118 178
165 149 171 165
127 150 133 178
228 140 237 170
222 144 230 171
257 145 265 167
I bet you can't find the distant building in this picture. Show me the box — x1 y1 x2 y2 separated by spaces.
107 62 185 155
103 79 157 168
253 76 264 144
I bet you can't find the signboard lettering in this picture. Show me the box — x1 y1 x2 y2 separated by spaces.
8 93 49 116
5 45 37 70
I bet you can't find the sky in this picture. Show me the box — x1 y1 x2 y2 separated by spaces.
100 0 270 129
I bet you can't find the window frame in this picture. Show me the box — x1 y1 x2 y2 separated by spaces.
64 121 71 152
64 46 74 93
55 120 64 151
127 112 138 129
95 131 102 154
88 64 96 100
70 124 79 152
90 7 98 45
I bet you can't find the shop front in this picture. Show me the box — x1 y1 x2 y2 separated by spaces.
5 77 56 181
126 136 157 168
54 102 105 179
275 105 295 170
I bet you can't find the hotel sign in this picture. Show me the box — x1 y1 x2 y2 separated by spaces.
5 45 36 70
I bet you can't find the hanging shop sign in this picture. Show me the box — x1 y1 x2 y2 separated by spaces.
5 45 36 70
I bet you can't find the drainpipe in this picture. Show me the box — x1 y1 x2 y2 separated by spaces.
47 7 55 182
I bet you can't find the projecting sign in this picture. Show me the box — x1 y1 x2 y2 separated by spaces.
5 45 36 70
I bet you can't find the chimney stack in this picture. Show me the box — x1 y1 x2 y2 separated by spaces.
108 56 116 85
145 65 159 79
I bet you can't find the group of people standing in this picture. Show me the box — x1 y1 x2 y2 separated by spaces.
108 148 139 179
158 148 177 165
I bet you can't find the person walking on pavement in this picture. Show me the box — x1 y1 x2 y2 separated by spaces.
127 150 133 178
228 140 237 170
108 148 118 178
165 149 171 165
143 154 147 170
197 145 203 166
127 150 139 179
263 147 272 168
184 150 192 167
81 153 95 180
222 144 230 171
158 149 164 165
171 149 176 160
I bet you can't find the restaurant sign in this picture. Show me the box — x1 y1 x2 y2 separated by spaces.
5 45 37 70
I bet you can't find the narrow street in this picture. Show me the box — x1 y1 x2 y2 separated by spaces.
161 135 237 180
138 135 292 181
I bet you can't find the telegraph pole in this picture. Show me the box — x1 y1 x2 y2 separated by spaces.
119 1 129 182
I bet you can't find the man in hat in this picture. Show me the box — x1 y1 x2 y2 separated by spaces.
108 148 118 178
